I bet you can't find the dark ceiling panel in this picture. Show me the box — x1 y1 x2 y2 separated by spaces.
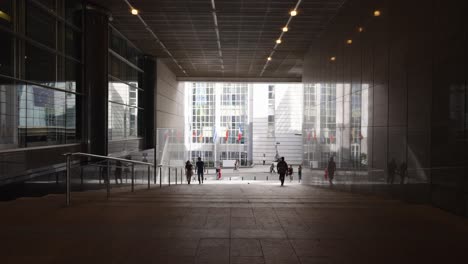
97 0 346 78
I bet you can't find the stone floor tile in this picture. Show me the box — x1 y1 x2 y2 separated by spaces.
231 239 263 257
231 256 266 264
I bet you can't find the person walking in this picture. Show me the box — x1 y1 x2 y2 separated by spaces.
387 158 397 184
185 160 193 184
277 157 288 186
216 164 222 180
399 162 407 184
327 157 336 184
298 165 302 183
270 163 276 174
196 157 205 184
263 153 266 166
288 165 293 182
114 160 123 184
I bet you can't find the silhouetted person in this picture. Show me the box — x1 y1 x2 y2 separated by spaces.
115 160 123 184
270 163 276 173
277 157 288 186
327 157 336 184
185 160 193 184
288 165 293 182
196 157 205 184
387 158 397 184
298 165 302 183
399 162 407 184
263 153 266 165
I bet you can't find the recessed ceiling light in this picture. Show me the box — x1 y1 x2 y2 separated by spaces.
346 39 353 45
330 56 336 61
374 10 381 17
276 39 282 44
358 26 364 32
267 57 272 61
282 26 289 32
290 10 297 16
131 8 139 15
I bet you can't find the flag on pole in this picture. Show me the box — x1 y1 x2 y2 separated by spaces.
225 128 229 141
307 131 311 142
213 127 217 142
237 126 243 142
198 131 203 143
329 134 335 143
313 131 317 142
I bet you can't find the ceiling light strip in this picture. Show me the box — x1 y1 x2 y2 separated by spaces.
211 0 225 71
259 0 302 77
123 0 187 75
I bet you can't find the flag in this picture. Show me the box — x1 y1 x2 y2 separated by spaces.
307 131 311 142
164 130 169 141
313 131 317 142
330 134 335 143
198 131 203 143
225 128 229 141
213 127 217 142
359 132 364 140
237 126 243 142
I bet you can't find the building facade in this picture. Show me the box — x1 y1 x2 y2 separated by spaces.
185 82 303 167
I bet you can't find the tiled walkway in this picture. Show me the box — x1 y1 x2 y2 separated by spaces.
1 182 467 263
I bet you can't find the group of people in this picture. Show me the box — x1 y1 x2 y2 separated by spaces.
274 157 302 186
184 157 207 184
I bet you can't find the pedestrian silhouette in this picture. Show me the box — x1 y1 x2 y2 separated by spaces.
387 158 397 184
277 157 288 186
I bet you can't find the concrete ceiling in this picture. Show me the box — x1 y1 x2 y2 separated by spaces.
96 0 346 79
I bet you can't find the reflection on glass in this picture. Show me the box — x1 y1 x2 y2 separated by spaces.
26 3 56 49
0 31 14 76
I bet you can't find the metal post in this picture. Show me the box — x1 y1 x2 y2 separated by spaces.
66 154 71 206
169 167 171 186
131 164 135 192
147 165 151 190
159 166 162 188
176 168 178 184
154 165 157 184
106 160 110 200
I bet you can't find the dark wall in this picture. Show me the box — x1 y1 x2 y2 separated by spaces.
303 0 468 215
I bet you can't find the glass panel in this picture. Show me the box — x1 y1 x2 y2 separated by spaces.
26 3 56 49
0 0 13 28
36 0 56 11
0 78 18 149
0 31 14 76
65 0 82 26
24 85 66 147
65 92 76 142
64 59 78 92
108 102 126 140
25 43 57 87
65 26 81 59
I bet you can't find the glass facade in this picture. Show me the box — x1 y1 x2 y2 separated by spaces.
303 83 368 169
108 26 143 141
186 82 250 167
0 0 82 150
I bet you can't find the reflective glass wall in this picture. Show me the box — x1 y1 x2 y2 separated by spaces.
107 26 144 153
0 0 83 150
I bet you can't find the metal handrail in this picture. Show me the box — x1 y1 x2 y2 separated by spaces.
64 152 157 206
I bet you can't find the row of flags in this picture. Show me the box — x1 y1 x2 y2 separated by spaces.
305 130 364 143
192 126 243 143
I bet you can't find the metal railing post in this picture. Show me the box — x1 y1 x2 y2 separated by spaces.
154 165 157 184
131 164 135 192
159 166 162 188
168 167 171 186
147 165 151 190
106 160 110 200
66 154 71 206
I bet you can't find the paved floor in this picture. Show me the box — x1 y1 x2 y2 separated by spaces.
1 182 467 264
